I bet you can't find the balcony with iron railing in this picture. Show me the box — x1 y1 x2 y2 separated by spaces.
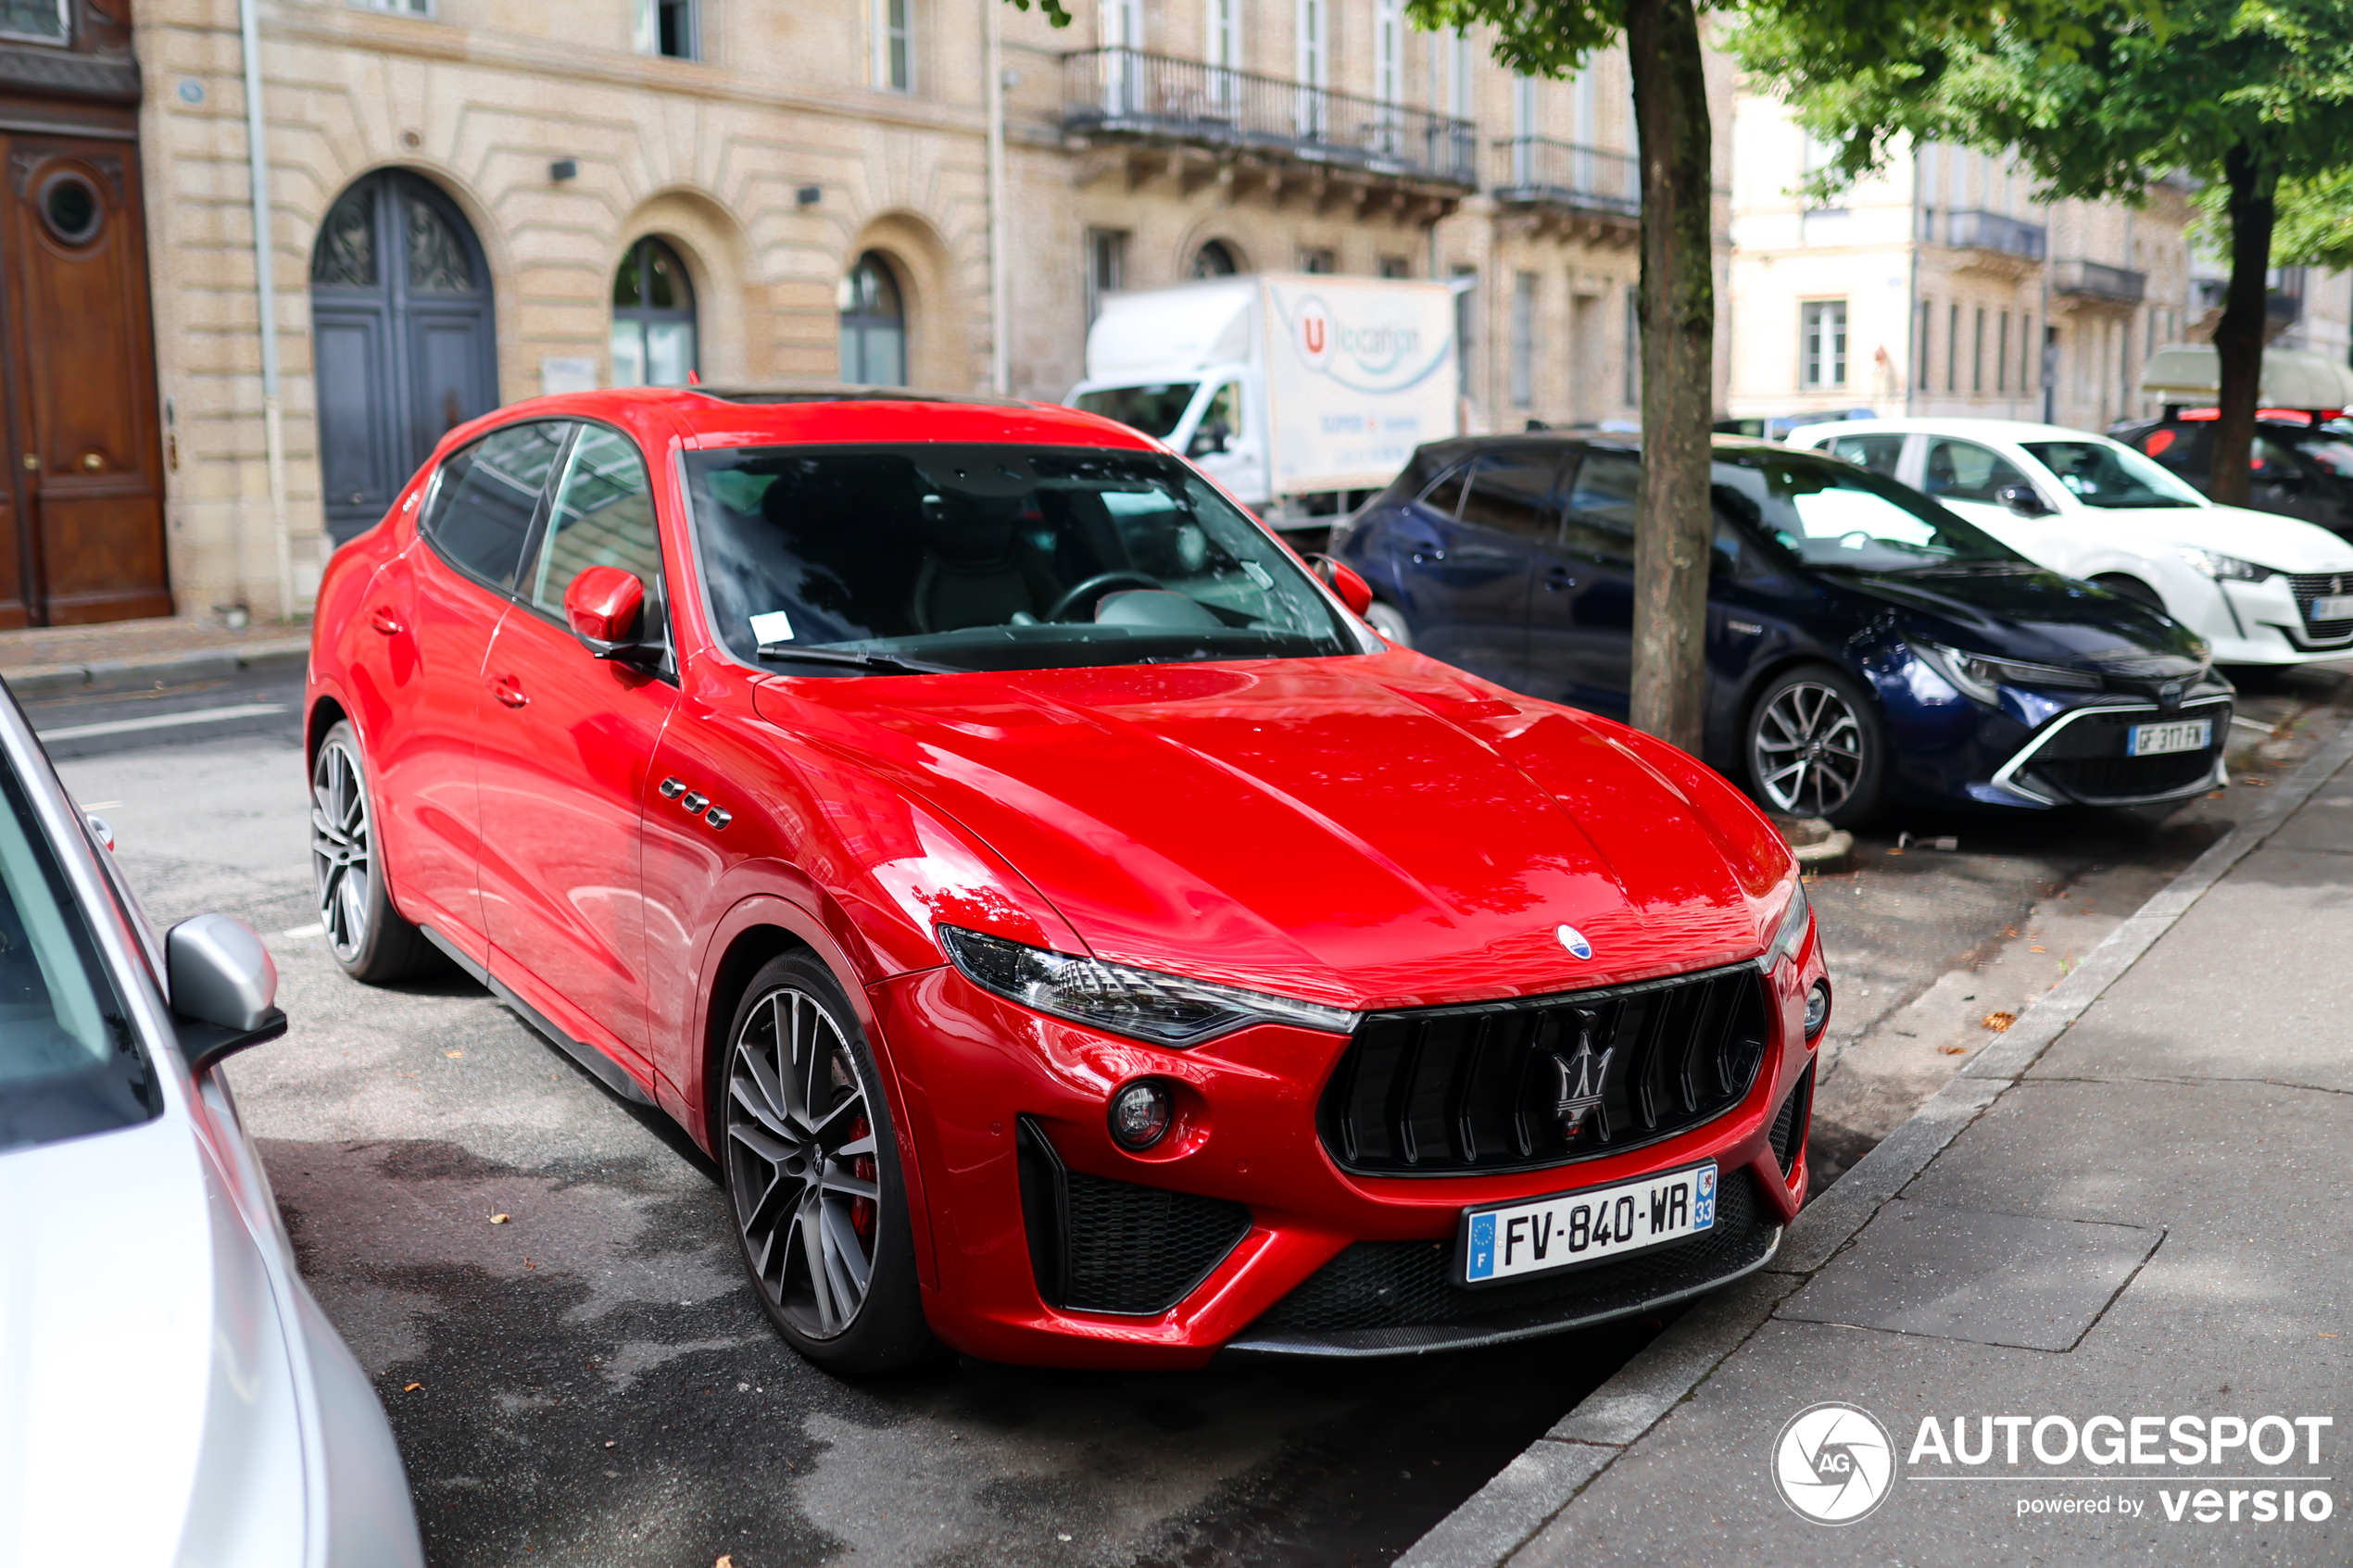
2052 257 2147 304
1924 207 2048 261
1490 137 1640 224
1061 47 1478 189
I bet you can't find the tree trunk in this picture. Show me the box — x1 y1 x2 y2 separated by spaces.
2210 140 2274 509
1625 0 1715 752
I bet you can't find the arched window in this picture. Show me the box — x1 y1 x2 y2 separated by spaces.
611 236 698 387
838 252 906 385
1189 240 1239 278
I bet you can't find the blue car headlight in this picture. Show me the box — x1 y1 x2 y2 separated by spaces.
937 925 1356 1047
1913 642 2102 707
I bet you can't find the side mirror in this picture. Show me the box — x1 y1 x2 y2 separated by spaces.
1996 484 2051 517
1187 420 1232 458
1307 554 1375 617
169 913 287 1076
563 566 653 664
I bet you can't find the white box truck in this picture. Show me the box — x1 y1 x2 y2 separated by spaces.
1068 274 1461 528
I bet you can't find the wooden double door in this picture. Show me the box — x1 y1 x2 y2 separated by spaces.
0 132 170 628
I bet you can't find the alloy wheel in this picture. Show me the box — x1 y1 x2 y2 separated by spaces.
309 737 374 962
1754 682 1867 818
725 986 882 1339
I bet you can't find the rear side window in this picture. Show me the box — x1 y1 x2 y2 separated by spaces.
423 420 571 591
1456 452 1563 539
1562 451 1639 562
0 762 152 1153
1826 433 1905 477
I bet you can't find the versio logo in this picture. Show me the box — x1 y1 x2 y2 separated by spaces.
1774 1402 1897 1524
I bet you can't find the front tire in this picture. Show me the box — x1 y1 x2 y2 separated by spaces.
1744 665 1886 828
310 721 435 983
721 953 933 1375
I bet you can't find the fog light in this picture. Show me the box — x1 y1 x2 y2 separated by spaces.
1108 1079 1174 1151
1805 981 1831 1040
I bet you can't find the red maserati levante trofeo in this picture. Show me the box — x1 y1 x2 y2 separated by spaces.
305 386 1830 1373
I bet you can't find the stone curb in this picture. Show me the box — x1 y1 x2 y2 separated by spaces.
0 638 310 700
1394 721 2353 1568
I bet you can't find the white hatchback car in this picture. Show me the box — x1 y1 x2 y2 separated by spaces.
1786 418 2353 666
0 687 422 1568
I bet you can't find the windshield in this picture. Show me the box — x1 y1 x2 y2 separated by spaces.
2022 440 2206 508
1713 452 2020 571
0 760 153 1153
686 444 1370 674
1073 383 1201 441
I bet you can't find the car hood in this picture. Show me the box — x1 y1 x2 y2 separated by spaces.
1825 564 2212 682
2077 500 2353 571
0 1115 306 1566
764 653 1790 1010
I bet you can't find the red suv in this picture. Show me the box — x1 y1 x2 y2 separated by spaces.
306 386 1828 1373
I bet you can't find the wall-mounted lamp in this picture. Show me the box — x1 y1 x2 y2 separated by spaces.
550 158 580 182
796 184 822 208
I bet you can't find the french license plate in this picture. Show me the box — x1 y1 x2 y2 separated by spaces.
2309 595 2353 621
2126 718 2212 757
1460 1161 1716 1286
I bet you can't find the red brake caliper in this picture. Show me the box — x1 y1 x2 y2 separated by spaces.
849 1116 876 1242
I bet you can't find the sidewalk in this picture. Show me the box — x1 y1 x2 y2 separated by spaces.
0 616 309 699
1405 726 2353 1566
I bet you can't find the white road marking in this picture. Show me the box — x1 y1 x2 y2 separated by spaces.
2231 715 2279 734
280 922 326 939
37 702 287 741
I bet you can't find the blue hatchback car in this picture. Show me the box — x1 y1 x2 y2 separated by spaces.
1333 434 2233 825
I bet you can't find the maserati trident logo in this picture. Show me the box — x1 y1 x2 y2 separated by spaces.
1549 1027 1613 1140
1555 923 1594 960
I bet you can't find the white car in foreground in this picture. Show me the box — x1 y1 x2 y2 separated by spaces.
1786 417 2353 666
0 689 422 1568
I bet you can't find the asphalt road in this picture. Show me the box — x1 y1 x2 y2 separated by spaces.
38 656 2352 1568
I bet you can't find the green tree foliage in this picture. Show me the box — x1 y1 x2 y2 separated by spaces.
2193 167 2353 272
1737 1 2353 503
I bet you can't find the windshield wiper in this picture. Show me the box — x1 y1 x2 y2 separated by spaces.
755 645 960 675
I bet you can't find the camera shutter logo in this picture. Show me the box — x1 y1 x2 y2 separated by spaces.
1773 1402 1896 1524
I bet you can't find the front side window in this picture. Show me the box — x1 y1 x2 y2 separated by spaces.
423 421 570 591
1717 452 2017 571
685 445 1373 673
1074 383 1198 441
0 763 152 1154
528 425 665 624
2021 439 2205 509
1562 450 1638 562
1920 437 2033 506
1457 452 1561 539
1801 300 1847 389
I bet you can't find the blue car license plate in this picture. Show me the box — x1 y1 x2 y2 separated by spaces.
2126 718 2211 757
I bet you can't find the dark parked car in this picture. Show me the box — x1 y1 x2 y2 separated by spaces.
1333 434 2232 826
2112 411 2353 541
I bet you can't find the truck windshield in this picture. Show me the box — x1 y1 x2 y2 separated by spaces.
685 444 1372 674
1073 383 1200 440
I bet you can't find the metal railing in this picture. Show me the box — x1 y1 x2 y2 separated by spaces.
1928 207 2047 260
2052 258 2147 303
1061 47 1478 187
1489 137 1640 216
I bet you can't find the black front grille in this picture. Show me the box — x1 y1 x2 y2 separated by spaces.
1243 1168 1770 1343
1016 1119 1251 1316
1769 1064 1812 1178
2029 750 2217 802
1319 964 1771 1176
2290 572 2353 642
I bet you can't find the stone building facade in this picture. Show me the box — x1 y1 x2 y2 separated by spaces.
75 0 1723 622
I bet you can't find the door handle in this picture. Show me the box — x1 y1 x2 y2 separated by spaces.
1545 567 1576 591
1411 548 1447 565
492 675 529 710
368 608 403 636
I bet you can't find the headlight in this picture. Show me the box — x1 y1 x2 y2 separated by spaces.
1763 882 1812 971
937 925 1356 1047
1914 642 2102 706
2174 546 2275 583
